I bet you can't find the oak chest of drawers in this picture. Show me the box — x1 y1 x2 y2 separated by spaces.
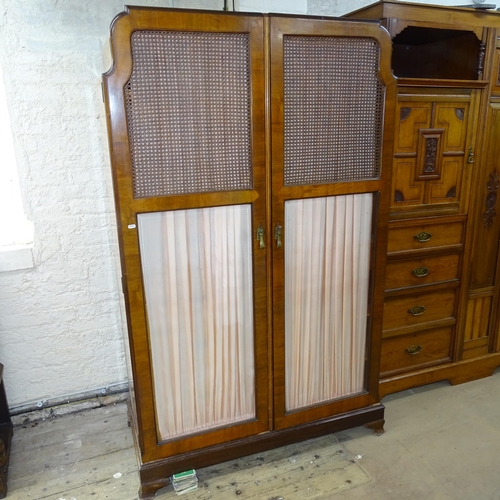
382 216 465 378
346 0 500 397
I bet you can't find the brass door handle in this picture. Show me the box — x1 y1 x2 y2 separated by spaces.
408 305 426 316
275 223 282 249
414 232 432 243
256 223 265 249
406 345 423 355
412 266 429 278
468 146 475 164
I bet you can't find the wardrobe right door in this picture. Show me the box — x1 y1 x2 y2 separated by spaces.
269 15 397 430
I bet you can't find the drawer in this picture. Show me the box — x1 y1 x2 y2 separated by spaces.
385 254 460 290
388 220 464 254
383 289 456 333
380 327 452 375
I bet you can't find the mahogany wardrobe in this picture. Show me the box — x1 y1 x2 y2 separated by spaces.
103 7 396 498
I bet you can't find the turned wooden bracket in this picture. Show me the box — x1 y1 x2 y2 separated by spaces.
478 43 486 77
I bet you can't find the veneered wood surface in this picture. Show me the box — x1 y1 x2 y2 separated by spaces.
383 288 456 333
380 326 453 376
387 216 465 254
463 294 492 344
385 253 460 290
103 7 397 495
469 103 500 288
391 97 472 213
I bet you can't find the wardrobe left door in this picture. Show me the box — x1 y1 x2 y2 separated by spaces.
103 8 269 464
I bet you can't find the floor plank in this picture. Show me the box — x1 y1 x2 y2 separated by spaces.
9 409 132 478
6 373 500 500
6 404 139 500
8 448 138 499
176 436 369 499
4 402 369 500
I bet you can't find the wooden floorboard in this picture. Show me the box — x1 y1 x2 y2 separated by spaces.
11 417 131 470
7 403 140 499
169 436 370 499
6 375 500 499
9 448 139 499
4 401 369 499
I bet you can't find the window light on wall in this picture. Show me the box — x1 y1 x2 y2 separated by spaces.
0 61 34 272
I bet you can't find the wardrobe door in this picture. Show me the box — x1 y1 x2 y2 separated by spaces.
103 9 269 463
269 16 396 429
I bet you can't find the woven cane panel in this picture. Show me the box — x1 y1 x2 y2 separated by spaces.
126 31 252 198
284 36 384 186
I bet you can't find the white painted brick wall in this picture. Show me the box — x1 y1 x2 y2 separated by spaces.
0 0 304 409
0 0 181 408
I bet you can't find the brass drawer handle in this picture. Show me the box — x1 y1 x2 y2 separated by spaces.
406 344 423 355
412 266 429 278
414 231 432 243
408 305 426 316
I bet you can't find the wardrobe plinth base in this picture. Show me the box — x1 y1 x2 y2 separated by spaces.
137 403 384 499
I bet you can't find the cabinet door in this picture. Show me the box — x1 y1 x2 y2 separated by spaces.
391 91 478 216
103 9 269 463
463 102 500 358
269 16 396 429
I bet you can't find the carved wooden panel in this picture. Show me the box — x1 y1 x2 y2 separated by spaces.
393 155 461 205
484 171 499 227
392 99 469 212
415 129 444 181
470 103 500 288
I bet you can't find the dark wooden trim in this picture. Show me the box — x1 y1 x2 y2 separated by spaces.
397 78 489 89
